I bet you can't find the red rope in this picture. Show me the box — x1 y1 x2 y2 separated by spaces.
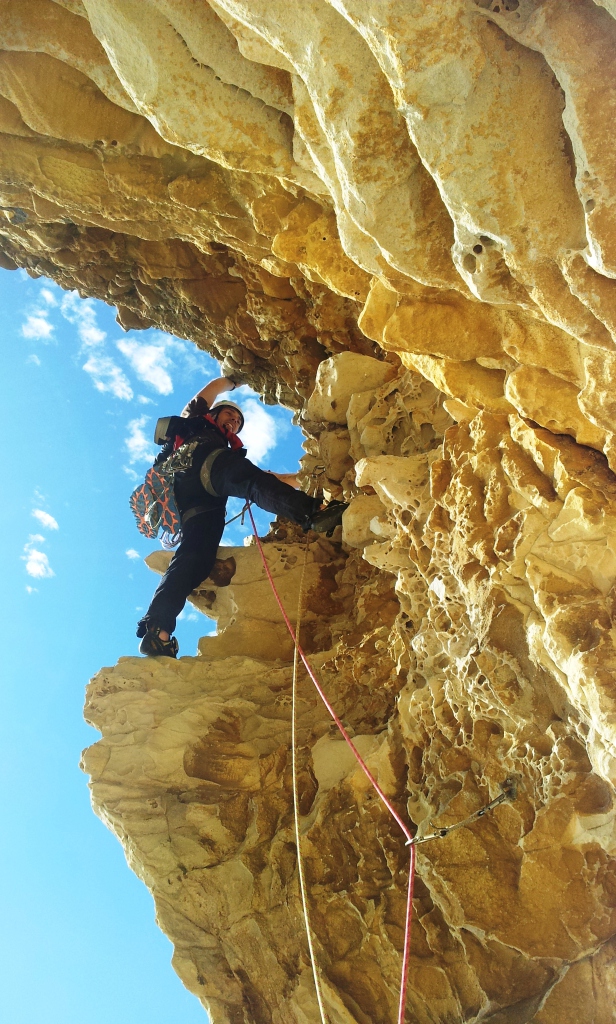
248 507 416 1024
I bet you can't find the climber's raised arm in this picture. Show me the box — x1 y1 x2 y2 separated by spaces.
188 375 237 409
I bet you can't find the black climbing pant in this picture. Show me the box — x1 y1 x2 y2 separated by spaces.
209 450 316 523
137 508 226 637
137 450 318 637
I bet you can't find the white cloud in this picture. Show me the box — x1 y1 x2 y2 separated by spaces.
117 338 173 395
163 334 215 376
27 354 41 366
137 395 153 404
80 323 106 346
156 329 208 357
123 465 140 482
82 353 133 400
25 585 38 594
178 609 199 622
60 292 106 347
125 416 155 464
241 399 279 465
22 534 54 579
117 332 221 396
32 509 59 530
126 548 140 559
40 287 58 306
22 313 54 340
58 291 132 399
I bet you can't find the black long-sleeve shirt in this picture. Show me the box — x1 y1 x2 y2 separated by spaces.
154 396 244 512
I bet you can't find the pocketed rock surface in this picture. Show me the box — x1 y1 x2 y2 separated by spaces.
3 2 615 1021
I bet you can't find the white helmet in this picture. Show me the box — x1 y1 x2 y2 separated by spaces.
209 400 244 431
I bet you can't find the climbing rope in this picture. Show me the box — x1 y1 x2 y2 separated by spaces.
290 539 329 1024
247 506 416 1024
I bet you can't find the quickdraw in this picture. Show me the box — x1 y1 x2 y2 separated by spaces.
407 777 519 846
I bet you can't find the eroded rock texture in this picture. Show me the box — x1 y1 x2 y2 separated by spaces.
85 361 616 1023
3 1 616 1021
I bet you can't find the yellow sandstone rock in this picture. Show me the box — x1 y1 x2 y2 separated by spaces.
0 2 615 1020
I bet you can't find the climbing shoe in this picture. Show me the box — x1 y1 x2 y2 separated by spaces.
306 499 349 536
139 626 179 658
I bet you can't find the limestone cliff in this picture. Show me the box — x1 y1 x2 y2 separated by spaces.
2 2 616 1021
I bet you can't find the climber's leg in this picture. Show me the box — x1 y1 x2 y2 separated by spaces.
137 509 225 640
208 451 320 524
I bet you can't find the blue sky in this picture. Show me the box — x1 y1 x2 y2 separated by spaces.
0 267 305 1023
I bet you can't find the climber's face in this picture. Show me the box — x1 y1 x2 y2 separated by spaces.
215 407 242 434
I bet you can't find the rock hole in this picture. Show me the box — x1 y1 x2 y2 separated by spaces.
585 198 596 212
462 253 477 273
473 243 483 254
479 235 496 246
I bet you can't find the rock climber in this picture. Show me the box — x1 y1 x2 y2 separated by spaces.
137 375 347 657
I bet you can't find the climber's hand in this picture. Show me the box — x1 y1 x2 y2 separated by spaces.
267 471 300 489
220 360 251 389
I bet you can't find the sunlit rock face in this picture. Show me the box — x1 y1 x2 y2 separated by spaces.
3 1 616 1020
3 0 616 430
84 360 616 1023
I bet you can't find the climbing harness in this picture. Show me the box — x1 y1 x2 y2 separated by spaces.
154 498 250 551
247 504 518 1023
181 501 250 530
